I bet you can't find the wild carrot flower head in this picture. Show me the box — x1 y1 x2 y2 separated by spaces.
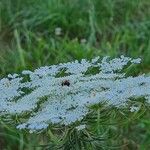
0 56 150 133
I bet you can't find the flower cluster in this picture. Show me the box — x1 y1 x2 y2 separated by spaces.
0 56 150 132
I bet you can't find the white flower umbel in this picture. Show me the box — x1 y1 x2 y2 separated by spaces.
76 124 86 131
0 56 150 132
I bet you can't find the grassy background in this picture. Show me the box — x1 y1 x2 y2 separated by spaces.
0 0 150 149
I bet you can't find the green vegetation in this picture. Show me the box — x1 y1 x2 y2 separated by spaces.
0 0 150 149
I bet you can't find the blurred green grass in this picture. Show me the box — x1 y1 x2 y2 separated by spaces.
0 0 150 149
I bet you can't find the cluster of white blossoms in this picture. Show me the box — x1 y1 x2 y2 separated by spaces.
0 56 150 132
